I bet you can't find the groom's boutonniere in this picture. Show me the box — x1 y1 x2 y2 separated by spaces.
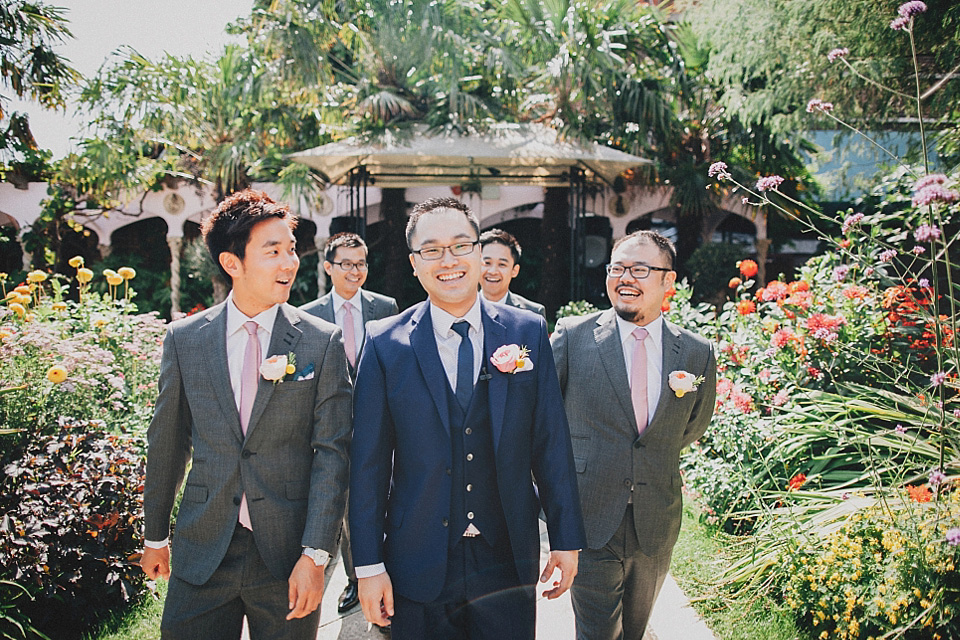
260 352 297 384
490 344 533 374
668 370 704 398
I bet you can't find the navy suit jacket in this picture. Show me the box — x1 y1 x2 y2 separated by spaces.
349 298 586 603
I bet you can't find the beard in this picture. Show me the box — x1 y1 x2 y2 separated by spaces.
614 304 646 324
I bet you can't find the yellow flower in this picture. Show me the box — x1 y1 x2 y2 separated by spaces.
4 291 15 301
52 301 67 312
16 294 31 306
26 270 47 283
68 256 84 268
285 363 296 375
117 266 136 280
46 365 68 384
76 268 93 283
106 273 123 286
103 269 118 279
9 302 25 316
0 272 6 281
14 285 30 295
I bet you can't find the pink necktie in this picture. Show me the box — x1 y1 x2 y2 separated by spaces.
238 320 260 529
342 301 356 368
631 327 649 435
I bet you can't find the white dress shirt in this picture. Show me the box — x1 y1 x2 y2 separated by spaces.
331 289 366 344
615 313 664 421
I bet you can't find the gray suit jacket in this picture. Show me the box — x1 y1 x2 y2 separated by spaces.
300 289 399 374
503 291 546 318
551 309 716 556
144 302 353 586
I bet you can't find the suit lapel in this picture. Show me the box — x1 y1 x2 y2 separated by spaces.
644 320 684 437
594 309 636 427
318 294 335 324
245 304 303 440
200 304 244 442
361 290 377 324
481 299 507 453
410 304 452 437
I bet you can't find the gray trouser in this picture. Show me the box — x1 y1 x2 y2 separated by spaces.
570 504 672 640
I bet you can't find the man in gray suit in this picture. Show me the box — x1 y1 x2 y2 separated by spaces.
480 228 546 318
141 189 352 639
300 231 398 618
551 230 717 640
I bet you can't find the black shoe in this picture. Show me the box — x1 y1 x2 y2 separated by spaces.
377 624 391 635
337 582 360 614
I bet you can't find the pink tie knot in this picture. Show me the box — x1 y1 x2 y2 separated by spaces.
244 320 258 337
633 326 648 342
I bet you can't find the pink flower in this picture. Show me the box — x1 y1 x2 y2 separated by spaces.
914 174 947 190
827 48 849 62
947 528 960 546
841 212 864 234
890 16 910 30
929 468 947 487
707 161 730 180
912 246 926 255
833 265 850 282
930 371 947 386
898 1 927 18
806 98 834 113
490 343 533 374
913 186 959 207
756 175 785 192
879 248 897 262
771 389 789 406
914 224 942 242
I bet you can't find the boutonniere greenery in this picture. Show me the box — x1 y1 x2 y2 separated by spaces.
490 344 533 374
260 352 297 384
668 370 704 398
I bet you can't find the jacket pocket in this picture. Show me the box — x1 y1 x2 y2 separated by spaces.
182 484 208 503
285 481 308 501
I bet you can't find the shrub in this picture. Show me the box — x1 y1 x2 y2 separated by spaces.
0 420 146 639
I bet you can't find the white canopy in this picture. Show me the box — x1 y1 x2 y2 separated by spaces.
289 123 649 187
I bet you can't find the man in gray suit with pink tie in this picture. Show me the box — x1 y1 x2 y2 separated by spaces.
140 190 352 639
551 230 717 640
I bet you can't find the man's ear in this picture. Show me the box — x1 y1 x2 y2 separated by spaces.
510 263 520 279
219 252 242 280
323 261 334 277
409 253 417 276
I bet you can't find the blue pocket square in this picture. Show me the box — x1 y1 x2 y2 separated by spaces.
295 363 315 381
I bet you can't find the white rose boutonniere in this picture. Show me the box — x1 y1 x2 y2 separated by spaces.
260 352 297 384
668 370 704 398
490 344 533 374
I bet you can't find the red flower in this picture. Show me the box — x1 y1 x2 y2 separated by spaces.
842 285 870 301
736 299 756 315
906 484 933 503
738 259 759 278
771 329 797 349
787 474 807 491
760 281 789 302
806 313 846 332
661 299 671 312
728 277 742 289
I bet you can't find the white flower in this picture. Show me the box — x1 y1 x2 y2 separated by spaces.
668 370 703 398
260 355 289 382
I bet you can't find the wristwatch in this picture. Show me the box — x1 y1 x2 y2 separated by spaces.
302 547 330 567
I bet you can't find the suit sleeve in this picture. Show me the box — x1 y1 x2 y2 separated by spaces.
530 318 586 551
348 333 396 567
143 326 193 542
549 318 569 395
302 327 353 550
680 341 717 450
388 298 399 316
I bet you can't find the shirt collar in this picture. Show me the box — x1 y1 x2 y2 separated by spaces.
430 295 483 337
616 312 663 346
332 289 362 313
482 291 509 305
226 292 280 337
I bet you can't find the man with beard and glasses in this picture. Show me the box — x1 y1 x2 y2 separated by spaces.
550 230 717 640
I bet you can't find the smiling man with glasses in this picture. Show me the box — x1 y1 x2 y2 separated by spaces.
349 197 585 639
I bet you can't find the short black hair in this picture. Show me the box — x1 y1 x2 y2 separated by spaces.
201 189 298 282
324 232 367 263
612 230 676 270
479 228 521 264
405 198 480 249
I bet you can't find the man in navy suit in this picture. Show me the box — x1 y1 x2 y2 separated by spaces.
349 198 585 639
479 228 546 318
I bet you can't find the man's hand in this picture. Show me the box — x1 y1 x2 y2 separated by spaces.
140 545 171 581
539 549 579 599
359 572 394 627
287 555 326 620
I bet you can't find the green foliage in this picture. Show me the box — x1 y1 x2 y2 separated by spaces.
0 422 147 639
555 299 600 319
684 242 748 304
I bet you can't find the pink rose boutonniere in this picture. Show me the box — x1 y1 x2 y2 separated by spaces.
260 352 297 384
490 344 533 374
668 370 704 398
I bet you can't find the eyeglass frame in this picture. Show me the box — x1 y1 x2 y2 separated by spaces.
605 262 674 280
410 240 480 261
330 260 369 272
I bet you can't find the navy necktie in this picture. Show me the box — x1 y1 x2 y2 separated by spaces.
452 321 474 410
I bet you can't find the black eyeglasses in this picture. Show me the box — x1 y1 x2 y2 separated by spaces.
605 263 673 280
411 241 479 261
331 261 368 272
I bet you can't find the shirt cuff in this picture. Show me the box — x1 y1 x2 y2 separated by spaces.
355 563 387 579
144 538 169 549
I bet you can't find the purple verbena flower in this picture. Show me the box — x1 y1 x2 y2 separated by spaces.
806 99 834 113
898 1 927 18
895 424 906 434
919 278 930 288
827 48 849 62
841 212 864 234
841 492 851 500
890 16 910 30
833 264 850 282
912 246 926 255
947 528 960 546
879 248 897 262
756 175 785 192
913 185 960 207
930 371 947 386
914 224 943 242
707 161 730 180
929 468 947 487
864 267 875 277
914 174 947 190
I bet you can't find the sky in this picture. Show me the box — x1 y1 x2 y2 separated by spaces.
11 0 255 159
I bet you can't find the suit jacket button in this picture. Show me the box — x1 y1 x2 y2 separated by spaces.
446 468 452 475
466 453 474 461
242 450 252 459
634 440 643 449
233 496 242 506
464 427 472 435
467 511 475 520
442 518 449 527
623 478 632 488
